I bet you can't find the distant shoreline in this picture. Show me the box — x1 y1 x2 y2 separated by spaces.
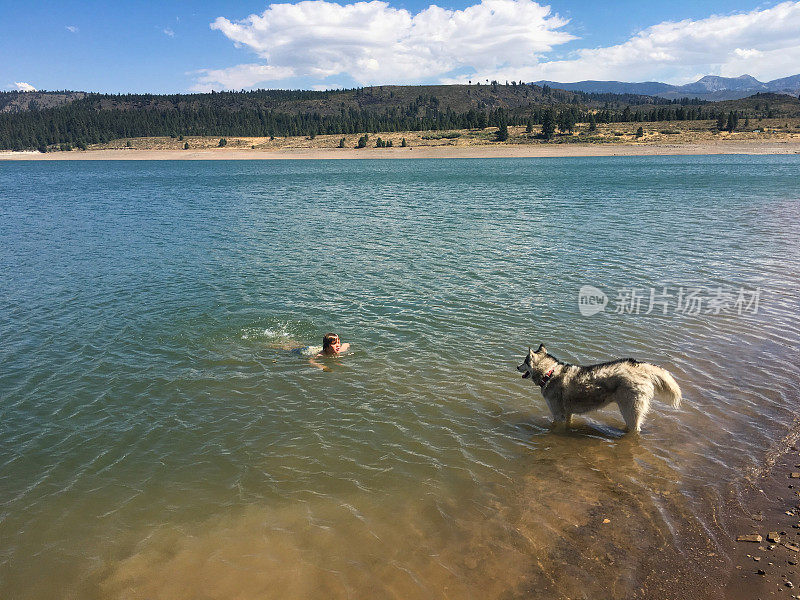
2 140 800 160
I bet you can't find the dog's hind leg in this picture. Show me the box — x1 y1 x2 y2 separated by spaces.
617 393 649 434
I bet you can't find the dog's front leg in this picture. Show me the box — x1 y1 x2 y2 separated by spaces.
551 416 571 431
549 418 571 433
544 394 569 431
551 395 573 430
549 408 570 431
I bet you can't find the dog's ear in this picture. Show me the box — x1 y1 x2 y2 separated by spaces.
536 343 546 354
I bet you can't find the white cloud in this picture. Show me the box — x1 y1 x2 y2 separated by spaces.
733 48 762 59
13 82 36 92
471 0 800 84
190 63 296 91
198 0 573 89
163 28 175 37
198 0 800 89
66 25 79 33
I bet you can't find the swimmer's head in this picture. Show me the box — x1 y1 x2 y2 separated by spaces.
322 332 342 354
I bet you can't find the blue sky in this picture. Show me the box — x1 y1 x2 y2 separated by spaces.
2 0 799 93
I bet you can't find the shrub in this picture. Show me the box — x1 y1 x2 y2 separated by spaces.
421 132 461 140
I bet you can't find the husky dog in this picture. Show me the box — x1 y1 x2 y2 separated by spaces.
517 344 682 433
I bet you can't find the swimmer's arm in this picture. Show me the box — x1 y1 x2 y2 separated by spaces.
309 356 331 372
340 342 351 353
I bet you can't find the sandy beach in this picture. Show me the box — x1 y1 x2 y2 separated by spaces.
2 140 800 160
723 421 800 599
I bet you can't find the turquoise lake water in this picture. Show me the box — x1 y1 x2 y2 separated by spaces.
1 157 799 598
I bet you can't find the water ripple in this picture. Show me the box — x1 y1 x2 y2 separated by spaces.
0 156 799 599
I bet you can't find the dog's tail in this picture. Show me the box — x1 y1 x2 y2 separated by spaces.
642 364 682 408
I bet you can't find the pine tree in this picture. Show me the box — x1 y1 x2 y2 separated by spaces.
495 122 509 142
727 111 738 132
557 110 576 133
540 110 556 140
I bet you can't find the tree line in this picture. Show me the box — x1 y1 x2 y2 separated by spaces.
0 92 776 150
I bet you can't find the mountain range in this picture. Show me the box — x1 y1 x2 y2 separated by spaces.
533 74 800 101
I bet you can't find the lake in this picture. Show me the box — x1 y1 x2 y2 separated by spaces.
1 156 799 598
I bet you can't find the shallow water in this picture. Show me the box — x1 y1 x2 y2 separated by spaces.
1 157 799 598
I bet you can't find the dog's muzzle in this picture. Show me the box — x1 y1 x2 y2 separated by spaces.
517 365 531 378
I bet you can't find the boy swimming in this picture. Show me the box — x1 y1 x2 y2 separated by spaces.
291 332 350 371
318 332 350 357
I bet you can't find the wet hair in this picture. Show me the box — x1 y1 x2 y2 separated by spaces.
322 332 340 352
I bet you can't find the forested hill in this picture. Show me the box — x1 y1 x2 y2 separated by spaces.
0 84 673 116
1 83 798 151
